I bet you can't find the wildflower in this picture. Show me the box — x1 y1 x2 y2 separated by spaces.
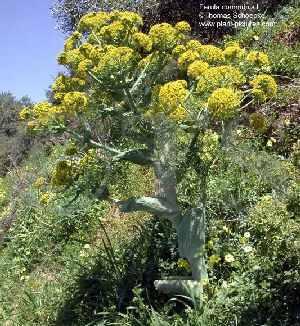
224 41 240 48
77 12 109 33
77 59 93 78
243 245 253 253
177 257 192 273
158 80 188 118
64 31 82 52
174 21 191 34
94 46 140 82
223 44 245 61
207 240 214 249
244 232 250 238
187 60 209 78
209 255 221 267
178 50 200 70
63 92 88 114
51 160 73 187
186 39 202 52
19 107 31 120
149 23 181 51
249 113 269 134
172 45 186 57
222 225 230 233
246 51 269 67
198 45 224 64
208 87 241 117
132 32 153 52
201 278 209 286
34 177 45 188
250 74 277 102
99 21 128 45
116 11 143 27
200 129 219 163
239 237 246 244
39 191 51 205
196 65 246 94
224 254 235 263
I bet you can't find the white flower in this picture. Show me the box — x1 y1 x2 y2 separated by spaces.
225 254 235 263
243 245 253 253
244 232 250 238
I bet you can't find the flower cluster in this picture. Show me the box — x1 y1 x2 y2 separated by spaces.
149 23 185 51
62 92 88 114
93 46 140 83
196 65 246 94
157 80 188 120
51 160 73 187
208 87 242 117
223 41 245 61
199 129 219 162
246 51 269 68
249 113 269 134
178 50 200 70
177 257 192 273
187 60 210 79
77 12 110 33
250 74 277 102
132 32 153 52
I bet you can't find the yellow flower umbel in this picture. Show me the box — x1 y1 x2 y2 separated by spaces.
250 74 277 102
51 160 73 187
77 12 110 33
158 80 188 120
198 45 224 64
246 51 269 68
62 92 88 114
208 87 241 117
223 41 245 61
149 23 182 51
19 107 32 120
200 129 219 163
52 75 86 101
64 31 82 52
186 39 202 52
177 257 192 273
131 32 153 52
35 177 46 188
249 113 269 134
172 45 186 58
209 255 221 268
196 65 246 94
178 50 200 70
174 21 191 34
187 60 209 79
93 46 140 82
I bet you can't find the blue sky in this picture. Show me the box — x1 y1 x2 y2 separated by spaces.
0 0 66 102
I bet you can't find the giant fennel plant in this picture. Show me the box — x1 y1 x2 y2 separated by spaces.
20 11 277 296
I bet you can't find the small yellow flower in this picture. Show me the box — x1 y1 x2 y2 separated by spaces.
207 240 214 249
239 237 246 244
209 255 221 267
35 177 46 188
177 257 192 273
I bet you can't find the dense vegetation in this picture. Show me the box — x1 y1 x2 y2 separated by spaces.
0 1 300 325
